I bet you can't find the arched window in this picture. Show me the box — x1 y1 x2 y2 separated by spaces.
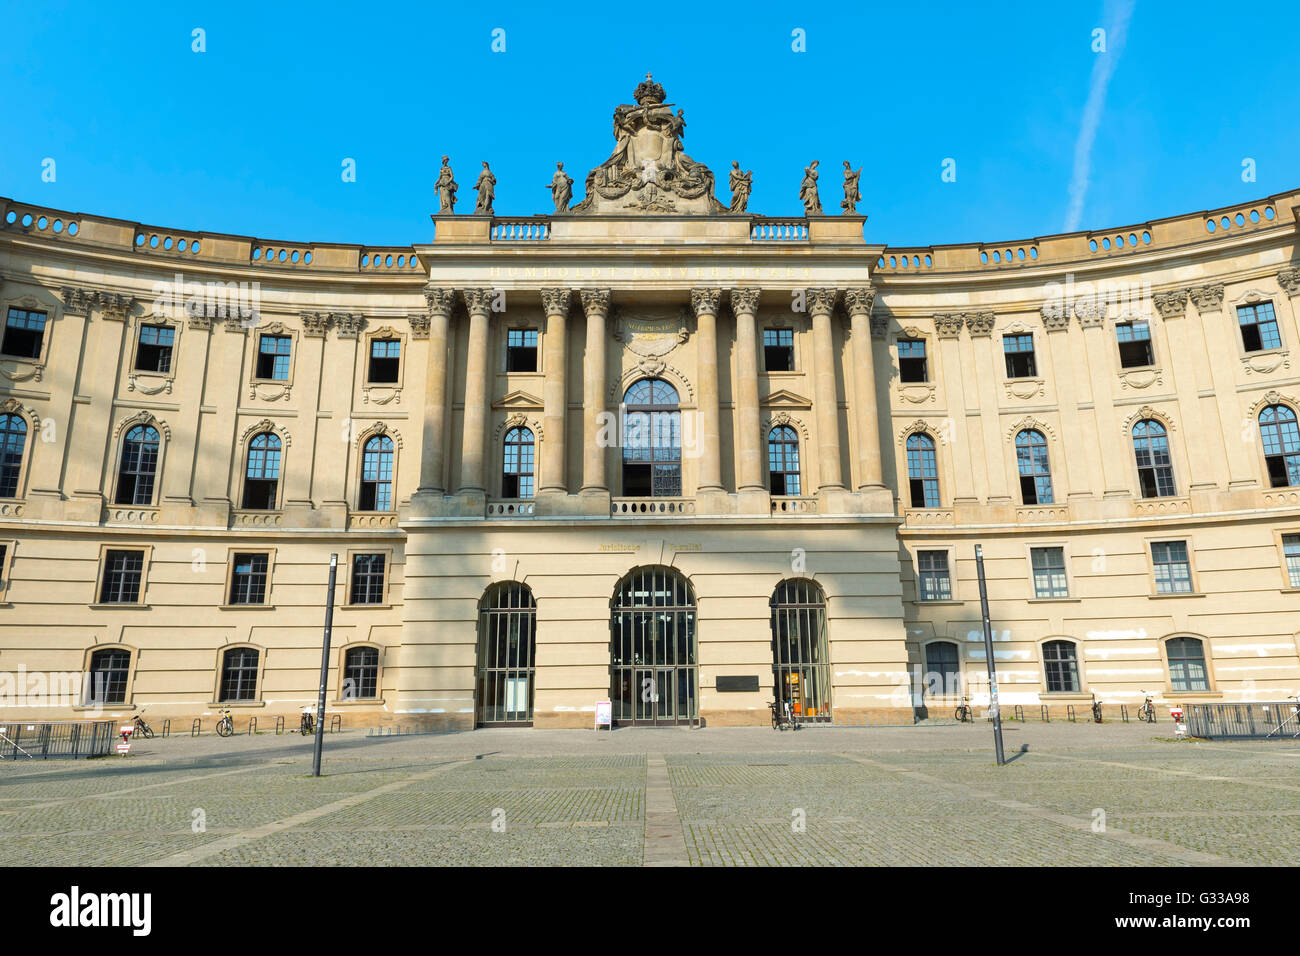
924 641 960 697
359 435 394 510
342 646 380 700
115 425 160 506
476 583 537 725
610 566 697 725
1260 404 1300 488
622 379 681 497
1042 640 1080 693
1132 419 1175 498
87 648 131 705
906 433 939 508
1015 429 1053 505
0 414 27 498
1167 637 1209 692
767 426 801 495
219 647 260 701
502 427 535 498
242 433 281 510
770 579 830 721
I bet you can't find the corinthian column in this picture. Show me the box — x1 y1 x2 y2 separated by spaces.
458 288 494 494
844 287 884 489
580 289 611 494
807 287 844 491
691 288 724 493
417 287 456 496
539 288 572 494
730 287 763 491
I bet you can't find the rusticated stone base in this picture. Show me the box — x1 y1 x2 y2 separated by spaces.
534 710 595 729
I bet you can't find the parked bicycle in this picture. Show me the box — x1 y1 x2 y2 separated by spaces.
133 709 155 739
769 699 800 732
215 708 235 737
1138 691 1156 723
954 696 972 723
1091 694 1103 724
299 707 316 736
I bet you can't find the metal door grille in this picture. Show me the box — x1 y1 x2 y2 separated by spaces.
610 566 698 726
476 583 537 726
771 578 831 722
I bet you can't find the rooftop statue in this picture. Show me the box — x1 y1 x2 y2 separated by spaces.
729 162 752 213
841 161 862 214
800 160 822 216
549 162 574 213
436 156 458 214
573 74 726 215
474 161 496 215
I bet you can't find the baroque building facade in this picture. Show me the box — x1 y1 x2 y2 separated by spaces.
1 81 1298 729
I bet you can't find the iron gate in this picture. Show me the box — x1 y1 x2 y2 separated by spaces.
610 566 698 726
476 582 537 726
771 578 832 722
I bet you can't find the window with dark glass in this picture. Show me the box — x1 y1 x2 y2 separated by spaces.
1031 547 1069 598
1283 534 1300 589
115 425 160 506
343 647 380 700
350 553 386 604
360 435 394 510
1133 419 1175 498
1166 637 1209 692
906 433 939 508
220 647 260 701
1152 541 1193 594
621 378 681 497
0 544 7 591
1015 429 1053 505
1116 320 1154 368
924 641 960 696
2 308 46 359
242 433 281 509
229 553 269 605
0 414 27 498
367 338 401 383
767 426 801 495
917 550 951 601
87 648 131 704
135 324 175 373
501 427 535 498
99 549 145 604
506 328 538 372
1042 640 1079 693
763 328 794 372
1260 404 1300 488
255 334 291 380
898 338 928 383
1237 301 1281 352
1003 333 1037 378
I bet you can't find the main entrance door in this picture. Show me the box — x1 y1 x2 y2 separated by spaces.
611 566 698 726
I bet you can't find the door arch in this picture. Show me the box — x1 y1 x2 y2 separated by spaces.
476 582 537 726
770 578 831 722
610 566 698 725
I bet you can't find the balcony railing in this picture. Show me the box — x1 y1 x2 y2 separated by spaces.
611 497 695 516
750 217 808 242
486 499 536 517
770 496 818 514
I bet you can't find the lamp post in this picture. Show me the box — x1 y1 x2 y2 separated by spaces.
974 545 1006 766
311 553 338 778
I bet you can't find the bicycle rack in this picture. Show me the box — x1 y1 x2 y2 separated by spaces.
329 714 342 733
247 717 256 735
1040 705 1050 723
1067 705 1076 722
161 719 171 738
274 716 284 735
1121 705 1129 723
1013 705 1024 722
191 718 201 737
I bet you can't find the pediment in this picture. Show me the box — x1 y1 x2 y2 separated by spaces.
493 389 544 410
760 388 812 409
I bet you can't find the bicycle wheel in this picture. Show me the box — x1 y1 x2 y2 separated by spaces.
216 718 233 738
139 722 154 739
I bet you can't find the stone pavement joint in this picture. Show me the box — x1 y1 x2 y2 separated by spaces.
643 754 688 867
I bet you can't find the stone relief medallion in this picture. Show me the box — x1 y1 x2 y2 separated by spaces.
612 308 690 359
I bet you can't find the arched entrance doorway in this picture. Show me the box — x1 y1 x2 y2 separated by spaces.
770 578 831 722
475 582 537 726
610 566 698 725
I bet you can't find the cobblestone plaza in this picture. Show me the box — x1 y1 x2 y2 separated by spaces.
1 724 1296 867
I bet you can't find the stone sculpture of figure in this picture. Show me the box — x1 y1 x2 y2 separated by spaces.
436 156 458 213
549 162 574 213
729 161 752 213
800 160 822 215
474 161 496 215
841 161 862 214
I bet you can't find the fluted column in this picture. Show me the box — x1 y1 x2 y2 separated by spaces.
730 287 764 491
539 288 572 494
844 287 884 490
691 288 724 492
458 288 494 494
808 288 845 491
580 289 611 493
417 288 455 496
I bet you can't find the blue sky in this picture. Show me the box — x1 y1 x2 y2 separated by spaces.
3 0 1296 248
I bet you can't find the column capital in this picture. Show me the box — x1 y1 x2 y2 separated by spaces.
690 287 723 316
301 311 331 337
1040 302 1070 332
579 288 611 318
964 311 994 337
423 285 457 319
804 287 838 316
461 288 495 316
408 312 430 340
843 286 876 317
1152 289 1188 320
57 286 96 316
728 287 761 315
934 313 963 339
540 287 573 316
1188 283 1225 313
1075 298 1107 327
332 312 364 339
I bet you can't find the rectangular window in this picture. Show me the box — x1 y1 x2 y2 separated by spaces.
1151 541 1193 594
506 328 538 372
229 553 270 605
763 328 795 372
350 553 386 605
898 338 928 383
1030 547 1069 598
1003 334 1037 378
99 549 145 604
255 335 292 380
1238 302 1282 352
135 324 175 373
2 308 47 360
367 338 400 383
1283 534 1300 589
917 551 951 602
1116 320 1155 368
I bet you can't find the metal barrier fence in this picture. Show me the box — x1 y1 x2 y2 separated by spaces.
1188 701 1300 740
0 721 116 759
